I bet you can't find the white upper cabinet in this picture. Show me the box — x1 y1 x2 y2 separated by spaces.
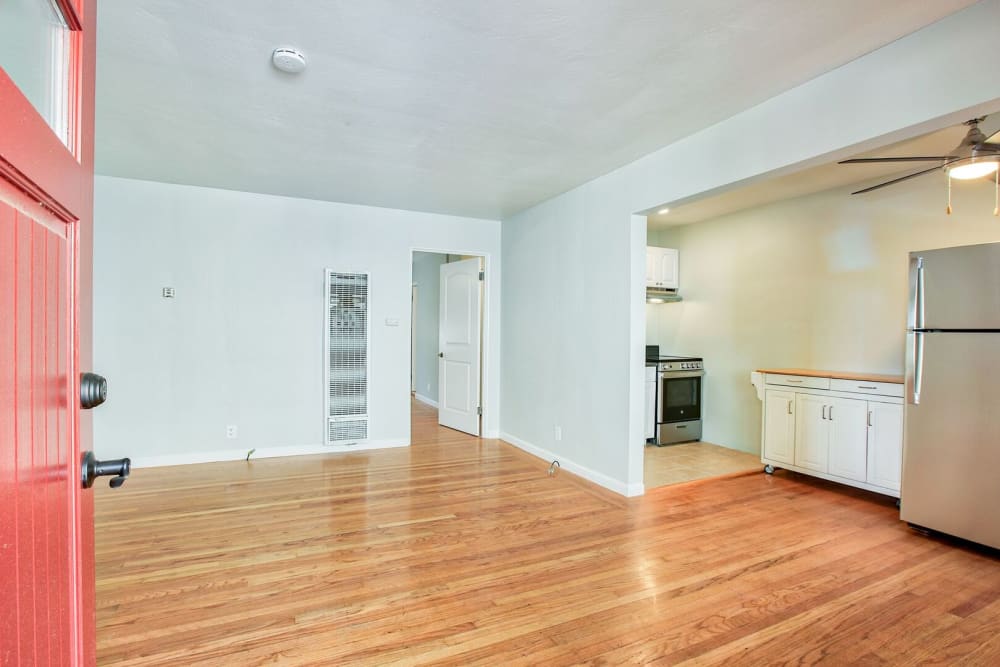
646 246 678 289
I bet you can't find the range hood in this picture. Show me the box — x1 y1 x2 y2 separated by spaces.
646 287 682 303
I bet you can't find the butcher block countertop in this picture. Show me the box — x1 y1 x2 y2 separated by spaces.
756 368 904 385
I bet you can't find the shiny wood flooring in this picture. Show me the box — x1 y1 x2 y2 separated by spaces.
95 401 1000 665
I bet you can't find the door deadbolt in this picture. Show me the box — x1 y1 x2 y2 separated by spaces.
80 372 107 409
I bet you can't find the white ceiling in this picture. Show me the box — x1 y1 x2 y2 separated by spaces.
648 116 1000 228
95 1 978 220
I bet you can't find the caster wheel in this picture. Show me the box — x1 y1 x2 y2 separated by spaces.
764 464 775 475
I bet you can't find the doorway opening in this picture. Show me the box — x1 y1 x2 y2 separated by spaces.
639 216 759 490
410 250 486 438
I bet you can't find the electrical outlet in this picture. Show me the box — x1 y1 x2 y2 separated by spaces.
554 426 562 441
162 287 175 298
226 424 238 439
426 383 431 392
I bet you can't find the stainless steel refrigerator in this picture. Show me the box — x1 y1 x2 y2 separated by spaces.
903 242 1000 549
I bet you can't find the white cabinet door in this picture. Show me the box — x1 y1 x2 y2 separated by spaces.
646 247 679 289
763 389 795 464
827 397 869 482
867 402 903 491
644 368 656 440
794 393 829 472
655 248 678 289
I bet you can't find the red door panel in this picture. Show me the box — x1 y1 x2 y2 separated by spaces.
0 202 16 665
2 197 75 665
14 202 38 665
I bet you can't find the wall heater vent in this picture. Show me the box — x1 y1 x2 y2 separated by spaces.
325 270 369 444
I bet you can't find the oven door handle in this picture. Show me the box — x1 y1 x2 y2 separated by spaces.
658 370 705 379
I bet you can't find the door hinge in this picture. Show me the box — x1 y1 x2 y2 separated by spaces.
478 270 484 281
477 406 482 416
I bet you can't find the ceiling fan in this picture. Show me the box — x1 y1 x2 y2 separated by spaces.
840 117 1000 195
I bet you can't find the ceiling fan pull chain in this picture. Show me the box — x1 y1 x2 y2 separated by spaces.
994 168 998 217
946 174 952 215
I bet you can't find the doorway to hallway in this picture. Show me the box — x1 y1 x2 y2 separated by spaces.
410 250 486 437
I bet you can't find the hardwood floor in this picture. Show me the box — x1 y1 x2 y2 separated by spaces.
95 400 1000 665
644 441 761 489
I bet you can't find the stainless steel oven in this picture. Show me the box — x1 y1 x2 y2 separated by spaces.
652 355 704 445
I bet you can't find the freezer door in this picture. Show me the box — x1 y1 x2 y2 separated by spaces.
911 243 1000 330
901 332 1000 549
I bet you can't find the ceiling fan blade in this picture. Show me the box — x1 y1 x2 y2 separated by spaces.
839 156 955 164
987 130 1000 143
850 162 956 195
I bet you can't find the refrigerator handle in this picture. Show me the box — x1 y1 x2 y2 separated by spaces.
907 256 924 330
906 331 925 405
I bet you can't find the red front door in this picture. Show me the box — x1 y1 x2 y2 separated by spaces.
1 0 97 664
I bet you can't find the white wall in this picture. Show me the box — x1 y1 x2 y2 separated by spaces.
647 177 1000 454
501 1 1000 495
411 251 445 404
501 171 646 496
93 176 501 466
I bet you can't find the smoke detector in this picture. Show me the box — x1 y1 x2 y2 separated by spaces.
272 48 307 74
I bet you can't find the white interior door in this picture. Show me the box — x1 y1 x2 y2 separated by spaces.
438 257 482 435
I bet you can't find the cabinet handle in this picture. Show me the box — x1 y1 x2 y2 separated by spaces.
787 399 792 415
828 405 834 420
858 385 877 390
786 379 803 383
867 410 873 427
821 405 827 420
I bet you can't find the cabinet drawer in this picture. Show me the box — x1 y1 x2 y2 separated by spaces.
765 374 830 390
829 378 903 397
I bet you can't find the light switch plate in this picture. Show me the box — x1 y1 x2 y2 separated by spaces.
162 287 175 298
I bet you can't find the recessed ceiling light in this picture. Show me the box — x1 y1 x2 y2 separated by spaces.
658 208 670 215
272 48 307 74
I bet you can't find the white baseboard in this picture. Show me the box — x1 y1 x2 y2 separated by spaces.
130 439 409 469
499 431 644 497
413 393 439 408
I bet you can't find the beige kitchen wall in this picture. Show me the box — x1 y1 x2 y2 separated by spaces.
648 175 1000 454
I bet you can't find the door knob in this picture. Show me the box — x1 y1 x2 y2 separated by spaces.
438 352 444 358
80 372 107 409
81 451 131 489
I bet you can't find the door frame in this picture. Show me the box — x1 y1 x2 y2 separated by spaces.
410 283 417 394
409 247 491 435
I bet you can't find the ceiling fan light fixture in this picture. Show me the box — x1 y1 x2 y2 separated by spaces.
947 160 999 180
